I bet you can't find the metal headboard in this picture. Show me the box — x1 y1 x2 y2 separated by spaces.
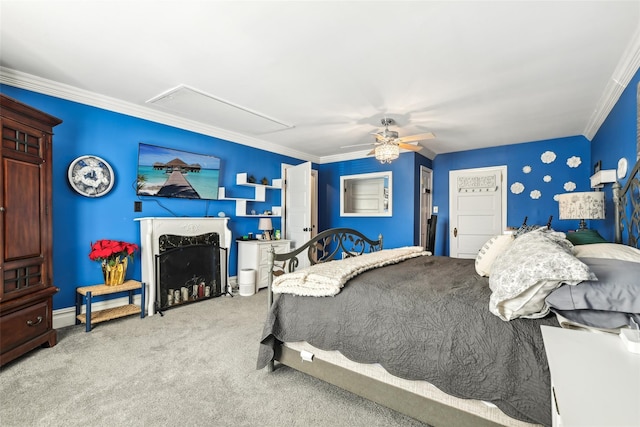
266 228 383 307
613 157 640 248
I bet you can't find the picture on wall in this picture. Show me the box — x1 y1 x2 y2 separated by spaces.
136 143 220 200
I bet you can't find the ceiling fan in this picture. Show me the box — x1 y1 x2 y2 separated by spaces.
342 118 435 155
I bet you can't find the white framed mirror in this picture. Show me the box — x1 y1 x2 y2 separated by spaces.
340 171 392 217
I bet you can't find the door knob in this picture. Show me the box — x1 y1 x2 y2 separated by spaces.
453 227 458 237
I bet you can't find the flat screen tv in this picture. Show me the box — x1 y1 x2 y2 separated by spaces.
136 143 220 200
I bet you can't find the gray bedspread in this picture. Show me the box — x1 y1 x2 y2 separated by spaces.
257 256 559 426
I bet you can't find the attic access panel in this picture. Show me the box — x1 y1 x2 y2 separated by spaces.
147 85 293 135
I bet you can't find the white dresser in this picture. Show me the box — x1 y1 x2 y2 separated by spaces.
237 240 291 289
541 325 640 427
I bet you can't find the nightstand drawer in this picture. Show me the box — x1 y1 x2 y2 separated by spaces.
258 242 290 264
0 300 51 352
238 240 291 291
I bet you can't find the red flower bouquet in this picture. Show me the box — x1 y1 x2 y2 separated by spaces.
89 239 138 266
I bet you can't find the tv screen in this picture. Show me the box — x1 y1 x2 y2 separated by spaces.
136 143 220 200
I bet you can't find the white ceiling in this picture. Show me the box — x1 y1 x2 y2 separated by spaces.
1 1 639 163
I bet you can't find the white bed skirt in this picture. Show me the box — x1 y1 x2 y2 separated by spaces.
284 341 541 427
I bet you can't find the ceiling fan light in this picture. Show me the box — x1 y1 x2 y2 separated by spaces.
375 143 399 164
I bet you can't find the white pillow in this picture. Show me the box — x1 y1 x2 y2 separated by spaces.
475 234 513 277
573 243 640 263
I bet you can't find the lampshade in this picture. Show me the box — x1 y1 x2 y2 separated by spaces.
375 143 399 164
557 191 605 230
258 217 273 240
258 218 273 231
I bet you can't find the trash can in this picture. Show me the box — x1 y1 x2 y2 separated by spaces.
238 268 256 296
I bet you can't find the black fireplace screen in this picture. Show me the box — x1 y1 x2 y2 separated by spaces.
155 232 224 311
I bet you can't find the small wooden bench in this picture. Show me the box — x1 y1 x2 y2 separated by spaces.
75 280 145 332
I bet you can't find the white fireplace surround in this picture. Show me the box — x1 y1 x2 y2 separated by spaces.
135 217 232 316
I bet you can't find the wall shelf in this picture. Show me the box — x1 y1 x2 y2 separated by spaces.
235 172 282 189
219 173 282 217
590 169 616 189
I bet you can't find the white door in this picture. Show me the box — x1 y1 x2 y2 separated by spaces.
283 162 316 267
419 166 433 248
449 166 506 258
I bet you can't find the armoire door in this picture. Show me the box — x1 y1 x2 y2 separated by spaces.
1 114 53 301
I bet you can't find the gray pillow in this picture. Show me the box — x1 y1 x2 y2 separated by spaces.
545 257 640 328
551 309 640 330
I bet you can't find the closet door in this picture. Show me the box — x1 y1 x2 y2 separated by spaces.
449 167 506 258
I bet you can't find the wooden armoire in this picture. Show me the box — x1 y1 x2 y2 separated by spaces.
0 94 62 366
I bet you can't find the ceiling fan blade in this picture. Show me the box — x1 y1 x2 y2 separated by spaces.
396 132 435 144
398 142 423 152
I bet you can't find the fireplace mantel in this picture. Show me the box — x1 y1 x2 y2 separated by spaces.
135 217 231 316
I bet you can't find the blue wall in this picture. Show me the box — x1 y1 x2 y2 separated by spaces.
1 85 303 310
318 153 433 249
432 136 592 255
3 66 639 309
590 69 640 242
430 67 640 255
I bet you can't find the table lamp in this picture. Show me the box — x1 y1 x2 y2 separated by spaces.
258 217 273 240
557 191 605 230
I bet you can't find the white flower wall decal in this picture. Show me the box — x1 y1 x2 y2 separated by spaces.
563 181 576 191
541 151 556 164
566 156 582 168
553 194 561 201
510 182 524 194
522 165 532 174
543 175 552 182
530 190 541 199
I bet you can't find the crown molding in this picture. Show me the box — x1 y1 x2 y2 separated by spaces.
318 145 435 164
583 26 640 140
0 67 318 163
319 150 372 164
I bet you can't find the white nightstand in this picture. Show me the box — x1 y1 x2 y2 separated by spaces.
541 326 640 427
237 239 291 290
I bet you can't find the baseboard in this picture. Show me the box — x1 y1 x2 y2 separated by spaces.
54 275 239 329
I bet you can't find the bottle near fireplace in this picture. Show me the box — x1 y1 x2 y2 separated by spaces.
198 282 205 298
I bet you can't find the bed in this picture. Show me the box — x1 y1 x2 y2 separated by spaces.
257 158 640 427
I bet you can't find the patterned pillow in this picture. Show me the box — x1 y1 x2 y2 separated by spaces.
489 228 596 321
475 234 514 277
513 224 542 238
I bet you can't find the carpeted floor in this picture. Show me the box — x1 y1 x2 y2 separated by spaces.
0 290 429 427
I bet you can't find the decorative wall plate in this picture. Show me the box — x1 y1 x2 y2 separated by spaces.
67 155 115 197
617 157 628 179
